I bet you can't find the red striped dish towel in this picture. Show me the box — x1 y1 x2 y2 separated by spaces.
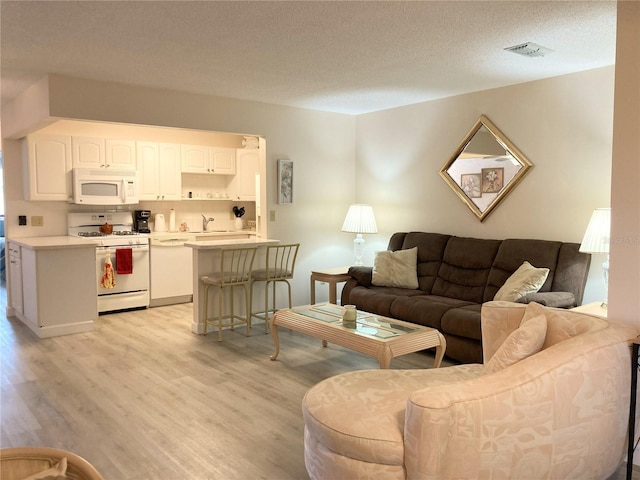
115 248 133 274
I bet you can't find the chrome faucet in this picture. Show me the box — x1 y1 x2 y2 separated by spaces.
202 214 215 231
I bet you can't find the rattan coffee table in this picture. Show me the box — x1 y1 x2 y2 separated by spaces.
269 304 446 368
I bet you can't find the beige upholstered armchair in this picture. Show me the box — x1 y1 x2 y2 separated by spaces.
302 301 637 480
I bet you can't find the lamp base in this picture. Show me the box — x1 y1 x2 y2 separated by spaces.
601 257 609 309
353 234 365 266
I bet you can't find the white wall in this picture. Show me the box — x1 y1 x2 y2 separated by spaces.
609 0 640 329
355 67 615 304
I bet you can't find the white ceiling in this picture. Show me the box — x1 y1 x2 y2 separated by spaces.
0 1 617 115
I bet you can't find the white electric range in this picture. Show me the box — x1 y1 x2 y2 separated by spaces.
68 212 150 313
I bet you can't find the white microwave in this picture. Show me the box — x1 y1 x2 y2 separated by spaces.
72 168 139 205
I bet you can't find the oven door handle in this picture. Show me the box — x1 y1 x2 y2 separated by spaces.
96 245 150 253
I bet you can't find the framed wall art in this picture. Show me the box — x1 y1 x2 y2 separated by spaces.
278 159 294 205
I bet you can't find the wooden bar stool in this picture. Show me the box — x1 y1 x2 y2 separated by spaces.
201 247 257 341
251 243 300 333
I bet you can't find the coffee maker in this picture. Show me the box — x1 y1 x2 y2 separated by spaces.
133 210 151 233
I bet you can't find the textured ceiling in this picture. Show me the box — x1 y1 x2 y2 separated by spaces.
0 1 617 115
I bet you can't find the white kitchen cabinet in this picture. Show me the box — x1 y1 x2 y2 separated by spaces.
229 149 260 200
138 142 182 201
72 136 105 168
73 137 136 170
8 243 23 315
24 134 73 201
181 145 236 174
210 147 236 174
106 139 136 170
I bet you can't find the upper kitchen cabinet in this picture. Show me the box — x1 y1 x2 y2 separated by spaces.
72 137 136 170
229 149 259 200
181 145 236 175
138 142 182 201
23 134 73 201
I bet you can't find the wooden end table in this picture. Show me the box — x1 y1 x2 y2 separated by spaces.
269 304 446 369
309 267 351 305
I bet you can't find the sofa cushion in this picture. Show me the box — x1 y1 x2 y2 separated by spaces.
494 261 549 302
302 365 484 467
348 286 424 317
440 304 483 340
389 295 474 330
522 302 608 349
485 239 561 302
372 247 419 289
432 236 501 303
395 232 451 293
484 313 547 374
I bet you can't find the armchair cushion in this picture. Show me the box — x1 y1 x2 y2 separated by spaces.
493 261 549 302
521 301 608 349
372 247 419 289
484 313 547 374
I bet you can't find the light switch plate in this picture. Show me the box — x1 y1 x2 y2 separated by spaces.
269 210 276 222
31 216 44 226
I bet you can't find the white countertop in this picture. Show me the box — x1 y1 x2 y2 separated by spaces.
8 236 97 250
151 230 256 239
185 237 279 250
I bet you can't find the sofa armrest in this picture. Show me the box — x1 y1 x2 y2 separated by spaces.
404 321 636 479
516 291 576 308
340 266 374 306
347 266 373 286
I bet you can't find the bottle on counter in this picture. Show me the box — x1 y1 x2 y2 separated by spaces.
169 209 176 232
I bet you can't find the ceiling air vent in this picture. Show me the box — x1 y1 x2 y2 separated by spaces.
504 42 553 58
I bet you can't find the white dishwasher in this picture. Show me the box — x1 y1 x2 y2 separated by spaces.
150 234 196 307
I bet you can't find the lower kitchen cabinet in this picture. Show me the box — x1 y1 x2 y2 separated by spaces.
8 243 23 315
7 239 98 338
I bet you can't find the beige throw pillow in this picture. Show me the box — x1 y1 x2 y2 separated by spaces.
521 301 608 349
372 247 419 289
494 261 550 302
484 313 547 374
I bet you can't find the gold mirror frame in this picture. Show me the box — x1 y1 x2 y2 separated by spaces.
439 115 533 222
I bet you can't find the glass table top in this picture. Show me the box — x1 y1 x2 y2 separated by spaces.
291 304 421 339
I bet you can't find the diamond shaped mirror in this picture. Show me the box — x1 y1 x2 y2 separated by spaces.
439 115 533 222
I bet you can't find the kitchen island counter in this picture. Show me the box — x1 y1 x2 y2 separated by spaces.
7 237 97 338
185 237 277 249
186 237 280 334
9 235 96 250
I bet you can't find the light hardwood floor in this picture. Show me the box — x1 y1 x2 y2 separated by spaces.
1 289 637 479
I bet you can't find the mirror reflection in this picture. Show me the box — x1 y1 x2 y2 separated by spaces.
439 115 533 222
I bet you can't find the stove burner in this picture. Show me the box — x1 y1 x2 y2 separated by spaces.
112 231 138 236
78 232 106 237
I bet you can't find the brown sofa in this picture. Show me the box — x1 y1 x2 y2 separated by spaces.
341 232 591 363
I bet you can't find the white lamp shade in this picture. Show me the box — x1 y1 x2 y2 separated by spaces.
579 208 611 254
341 204 378 234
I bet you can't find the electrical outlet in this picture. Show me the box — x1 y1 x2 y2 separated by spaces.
18 215 27 226
269 210 276 222
31 216 44 227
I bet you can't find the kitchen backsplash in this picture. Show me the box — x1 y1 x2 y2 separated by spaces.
138 200 256 233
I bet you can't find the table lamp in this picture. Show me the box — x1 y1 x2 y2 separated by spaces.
579 207 611 307
342 204 377 266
